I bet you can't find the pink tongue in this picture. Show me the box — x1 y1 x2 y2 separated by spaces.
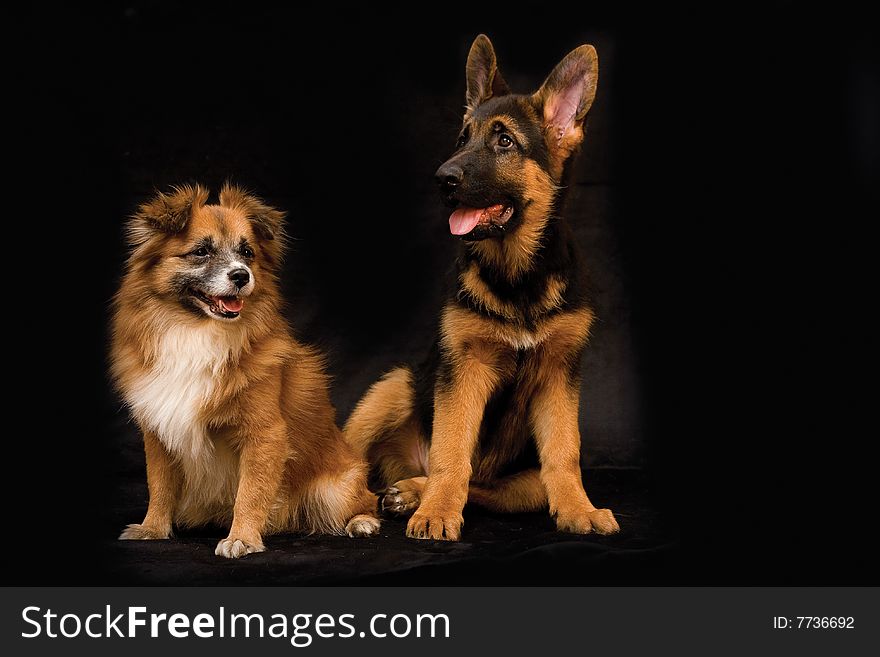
219 297 243 313
449 207 486 235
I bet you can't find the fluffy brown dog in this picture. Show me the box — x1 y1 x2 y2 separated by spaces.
111 184 379 558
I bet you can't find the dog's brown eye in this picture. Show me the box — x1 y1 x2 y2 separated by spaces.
192 247 209 257
241 246 254 259
498 133 513 148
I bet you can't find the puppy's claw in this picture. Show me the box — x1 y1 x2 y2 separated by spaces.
379 486 421 517
406 510 463 541
555 508 620 535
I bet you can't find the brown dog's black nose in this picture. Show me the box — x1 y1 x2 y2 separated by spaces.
228 268 250 288
435 163 463 193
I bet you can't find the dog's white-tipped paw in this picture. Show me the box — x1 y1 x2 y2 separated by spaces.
346 514 381 538
119 523 171 540
214 536 265 559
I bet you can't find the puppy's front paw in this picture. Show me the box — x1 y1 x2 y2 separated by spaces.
406 508 463 541
214 535 265 559
346 514 381 537
119 523 171 540
556 508 620 535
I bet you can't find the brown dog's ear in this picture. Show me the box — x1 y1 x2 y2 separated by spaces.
465 34 510 116
533 45 598 155
219 183 287 262
127 184 209 245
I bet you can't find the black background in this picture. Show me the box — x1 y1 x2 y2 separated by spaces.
8 3 877 585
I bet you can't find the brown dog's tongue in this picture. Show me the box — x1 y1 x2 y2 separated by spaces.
449 205 503 235
218 297 243 313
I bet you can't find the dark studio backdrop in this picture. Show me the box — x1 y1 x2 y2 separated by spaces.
7 3 877 586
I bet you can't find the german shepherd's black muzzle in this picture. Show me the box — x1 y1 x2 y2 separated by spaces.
435 152 513 242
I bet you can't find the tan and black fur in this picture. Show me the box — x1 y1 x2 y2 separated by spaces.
112 184 379 558
345 35 619 541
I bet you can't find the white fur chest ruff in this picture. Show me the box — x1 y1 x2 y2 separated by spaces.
126 323 242 462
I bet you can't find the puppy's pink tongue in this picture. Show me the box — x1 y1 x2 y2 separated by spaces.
219 297 243 313
449 207 485 235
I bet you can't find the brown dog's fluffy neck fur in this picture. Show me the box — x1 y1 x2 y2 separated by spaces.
113 184 379 555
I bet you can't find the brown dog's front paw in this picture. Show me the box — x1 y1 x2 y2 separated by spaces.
346 514 381 537
406 509 463 541
119 523 171 540
214 535 265 559
556 508 620 535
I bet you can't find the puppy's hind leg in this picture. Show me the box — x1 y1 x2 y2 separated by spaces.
380 476 427 517
374 419 431 515
345 366 431 491
467 469 547 513
343 367 415 460
381 468 547 517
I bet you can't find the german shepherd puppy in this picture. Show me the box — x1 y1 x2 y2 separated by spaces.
112 184 380 558
345 35 619 541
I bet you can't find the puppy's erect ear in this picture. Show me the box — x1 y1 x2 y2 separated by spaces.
219 183 287 263
533 45 598 157
128 184 209 245
465 34 510 116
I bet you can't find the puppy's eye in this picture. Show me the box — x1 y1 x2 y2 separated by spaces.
241 245 254 259
456 128 469 148
498 133 514 148
192 246 210 257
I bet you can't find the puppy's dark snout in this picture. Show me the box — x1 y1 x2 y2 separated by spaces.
228 268 250 288
434 163 463 193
